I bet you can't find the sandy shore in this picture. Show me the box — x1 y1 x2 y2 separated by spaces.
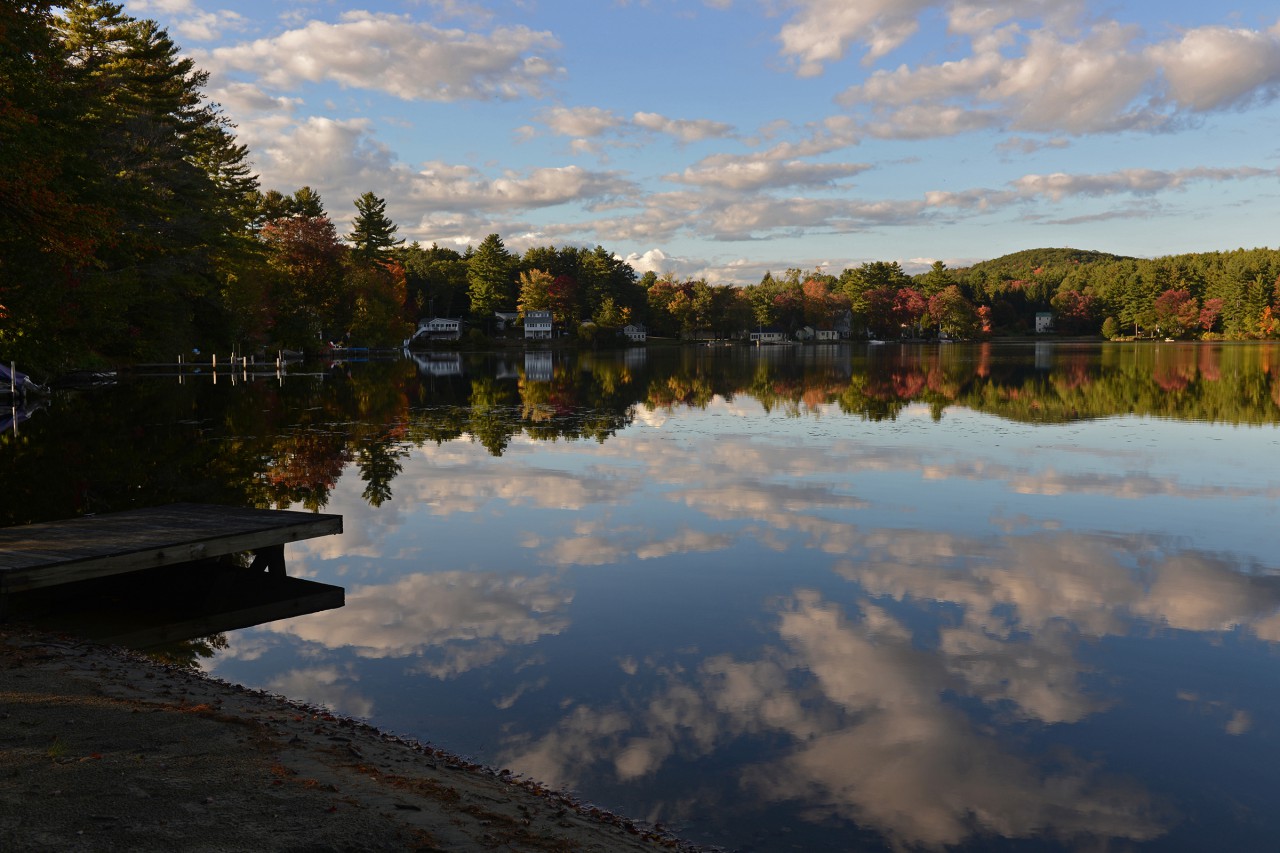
0 628 706 852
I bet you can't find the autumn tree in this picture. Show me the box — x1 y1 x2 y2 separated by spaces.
517 269 554 314
1050 289 1099 334
1152 289 1199 339
339 257 413 346
927 286 979 339
259 215 345 346
894 287 928 336
864 287 898 338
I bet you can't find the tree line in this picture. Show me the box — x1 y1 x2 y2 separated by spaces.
6 3 1280 375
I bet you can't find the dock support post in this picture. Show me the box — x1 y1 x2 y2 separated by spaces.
248 544 287 576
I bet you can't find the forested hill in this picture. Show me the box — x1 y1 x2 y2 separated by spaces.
941 245 1280 338
954 248 1134 281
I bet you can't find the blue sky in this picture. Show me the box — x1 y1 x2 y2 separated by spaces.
125 0 1280 282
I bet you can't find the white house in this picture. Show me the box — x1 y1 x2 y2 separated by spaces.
406 317 461 345
815 329 839 341
524 310 553 340
750 329 787 345
1035 312 1054 333
623 323 647 343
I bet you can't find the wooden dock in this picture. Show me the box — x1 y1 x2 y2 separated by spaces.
0 503 343 596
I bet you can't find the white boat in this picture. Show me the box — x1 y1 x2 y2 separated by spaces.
1 363 46 400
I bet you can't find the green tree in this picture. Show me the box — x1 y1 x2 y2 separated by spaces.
399 242 468 318
5 2 256 364
291 186 325 218
347 191 402 261
49 1 258 361
919 260 955 296
467 233 515 321
927 286 978 339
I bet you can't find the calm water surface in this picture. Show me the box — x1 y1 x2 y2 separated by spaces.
6 342 1280 851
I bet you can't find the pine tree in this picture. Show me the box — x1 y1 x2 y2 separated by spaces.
466 233 515 320
347 191 402 260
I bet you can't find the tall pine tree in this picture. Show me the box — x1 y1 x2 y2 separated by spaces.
347 191 402 261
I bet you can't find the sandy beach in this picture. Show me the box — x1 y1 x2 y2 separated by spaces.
0 627 705 852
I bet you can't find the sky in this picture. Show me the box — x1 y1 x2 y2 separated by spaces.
122 0 1280 283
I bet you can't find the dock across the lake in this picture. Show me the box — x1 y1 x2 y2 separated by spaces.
0 503 343 599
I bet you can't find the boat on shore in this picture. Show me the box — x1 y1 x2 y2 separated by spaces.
1 363 47 400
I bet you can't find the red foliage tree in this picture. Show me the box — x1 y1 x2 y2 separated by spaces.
1152 289 1200 339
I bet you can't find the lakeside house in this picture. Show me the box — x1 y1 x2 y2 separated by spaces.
406 317 462 346
750 328 787 345
1035 312 1054 333
524 310 553 340
815 329 839 341
623 324 647 343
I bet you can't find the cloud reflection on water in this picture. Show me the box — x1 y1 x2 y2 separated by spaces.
228 392 1278 849
268 570 573 679
503 590 1166 849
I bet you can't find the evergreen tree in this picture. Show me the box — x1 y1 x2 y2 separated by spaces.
347 191 402 260
2 1 258 368
291 186 325 218
467 233 515 320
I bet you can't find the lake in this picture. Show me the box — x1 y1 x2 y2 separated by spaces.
5 341 1280 851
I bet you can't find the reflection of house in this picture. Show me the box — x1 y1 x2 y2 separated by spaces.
524 310 553 340
623 323 647 343
1035 312 1054 333
409 352 464 377
750 329 786 345
524 350 553 381
408 317 462 345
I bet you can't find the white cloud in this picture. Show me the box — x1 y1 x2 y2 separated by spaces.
173 10 244 42
207 81 301 117
250 116 400 195
777 0 937 75
1149 25 1280 112
671 154 871 192
631 111 735 143
406 162 637 212
836 15 1280 139
1010 166 1278 202
205 11 561 102
539 106 623 138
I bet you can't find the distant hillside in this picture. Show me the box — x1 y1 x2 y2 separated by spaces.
954 248 1133 280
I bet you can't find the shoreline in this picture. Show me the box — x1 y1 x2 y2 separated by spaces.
0 627 708 852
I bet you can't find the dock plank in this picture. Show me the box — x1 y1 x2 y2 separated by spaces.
0 503 342 593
